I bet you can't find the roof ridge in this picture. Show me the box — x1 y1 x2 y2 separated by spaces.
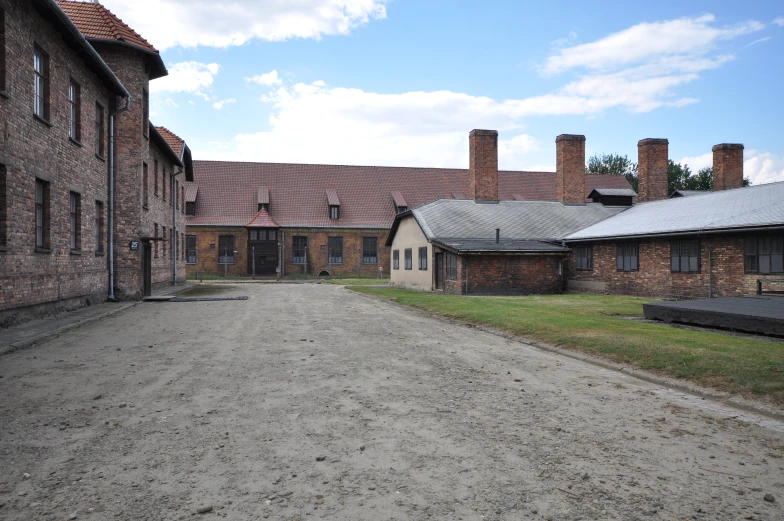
96 3 121 41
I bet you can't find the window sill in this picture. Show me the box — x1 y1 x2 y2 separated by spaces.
218 263 236 265
70 249 82 256
34 114 52 127
35 247 52 254
363 262 379 265
69 137 83 147
576 269 594 272
0 245 8 252
0 90 8 100
186 262 197 265
95 251 105 257
95 154 106 162
143 205 149 211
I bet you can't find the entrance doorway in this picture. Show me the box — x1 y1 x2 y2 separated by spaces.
247 228 279 276
435 253 444 290
142 241 152 297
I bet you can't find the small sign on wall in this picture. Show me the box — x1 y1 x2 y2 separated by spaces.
129 241 139 251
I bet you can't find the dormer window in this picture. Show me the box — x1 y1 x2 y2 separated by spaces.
258 203 269 212
257 187 270 213
329 205 340 220
185 202 195 216
326 188 340 220
395 205 408 214
391 191 408 214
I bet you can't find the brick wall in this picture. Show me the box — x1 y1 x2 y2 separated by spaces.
468 130 498 202
712 144 744 192
442 253 565 295
567 234 784 299
637 139 668 202
0 1 114 321
555 134 586 205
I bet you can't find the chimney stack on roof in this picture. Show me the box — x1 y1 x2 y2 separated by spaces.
469 129 499 202
637 138 669 202
712 144 744 191
556 134 586 205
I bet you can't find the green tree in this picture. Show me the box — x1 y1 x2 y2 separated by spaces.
586 153 638 192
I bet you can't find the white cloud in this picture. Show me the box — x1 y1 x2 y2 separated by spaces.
680 150 784 185
164 98 179 108
102 0 388 50
150 62 221 95
212 99 236 110
774 17 784 27
247 70 283 87
746 36 772 48
680 152 713 173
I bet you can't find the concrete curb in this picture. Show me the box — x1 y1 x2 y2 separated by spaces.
1 303 137 356
350 289 784 423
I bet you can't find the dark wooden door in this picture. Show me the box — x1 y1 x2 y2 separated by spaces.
247 229 279 276
142 241 152 297
435 253 443 290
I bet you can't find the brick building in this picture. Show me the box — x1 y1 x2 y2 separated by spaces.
0 0 189 325
184 143 633 279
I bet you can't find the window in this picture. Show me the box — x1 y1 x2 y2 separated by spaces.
0 164 6 248
363 237 378 264
446 253 457 280
616 243 639 272
68 80 81 141
185 202 195 216
575 245 593 271
418 247 428 270
94 103 105 157
162 226 167 258
142 162 149 208
154 223 158 258
328 237 343 264
218 235 235 264
671 240 700 273
69 192 81 251
745 236 784 274
182 234 185 261
33 46 49 120
181 186 185 214
404 248 412 270
94 201 104 253
154 162 159 196
250 229 277 241
1 9 5 92
329 205 339 220
142 89 149 137
186 235 197 264
393 250 399 270
292 236 307 264
162 166 166 201
395 205 408 214
35 179 50 250
175 181 179 209
258 203 269 212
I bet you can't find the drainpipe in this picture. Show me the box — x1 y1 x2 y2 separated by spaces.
108 94 132 301
172 168 182 285
465 257 468 296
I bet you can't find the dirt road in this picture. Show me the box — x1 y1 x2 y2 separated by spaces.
1 283 782 520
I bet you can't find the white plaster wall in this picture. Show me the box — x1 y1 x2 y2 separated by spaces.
390 216 432 290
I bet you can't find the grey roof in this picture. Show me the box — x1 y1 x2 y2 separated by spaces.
670 190 708 198
567 182 784 241
433 238 570 254
589 188 637 197
412 199 625 242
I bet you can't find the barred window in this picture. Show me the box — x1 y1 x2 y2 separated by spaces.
292 236 307 264
186 235 197 264
745 235 784 274
328 237 343 264
142 89 149 137
69 192 81 251
68 80 81 141
95 103 105 157
575 245 593 271
446 253 457 280
392 250 399 270
142 162 149 208
0 164 6 248
35 179 50 250
329 205 340 220
671 240 700 273
94 201 104 252
218 235 234 264
363 237 378 264
418 247 428 270
616 243 638 272
34 46 49 120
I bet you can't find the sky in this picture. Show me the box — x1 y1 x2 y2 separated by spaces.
102 0 784 185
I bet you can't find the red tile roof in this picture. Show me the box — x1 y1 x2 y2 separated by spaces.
57 1 158 52
245 209 279 228
188 161 636 228
156 126 185 158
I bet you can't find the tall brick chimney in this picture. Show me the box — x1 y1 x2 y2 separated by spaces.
712 144 744 191
556 134 586 205
637 138 669 202
469 129 499 202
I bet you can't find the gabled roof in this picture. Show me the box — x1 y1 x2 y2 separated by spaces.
258 187 270 205
31 0 128 97
386 199 624 247
391 191 408 208
149 124 183 168
245 209 279 228
566 182 784 242
326 188 341 206
57 0 167 79
187 161 635 228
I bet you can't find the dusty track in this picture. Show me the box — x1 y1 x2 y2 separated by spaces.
1 284 782 520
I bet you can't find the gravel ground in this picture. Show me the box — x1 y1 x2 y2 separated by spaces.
0 283 783 521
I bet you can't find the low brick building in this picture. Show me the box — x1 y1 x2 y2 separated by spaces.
0 0 191 325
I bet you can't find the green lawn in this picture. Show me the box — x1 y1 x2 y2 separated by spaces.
349 287 784 404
